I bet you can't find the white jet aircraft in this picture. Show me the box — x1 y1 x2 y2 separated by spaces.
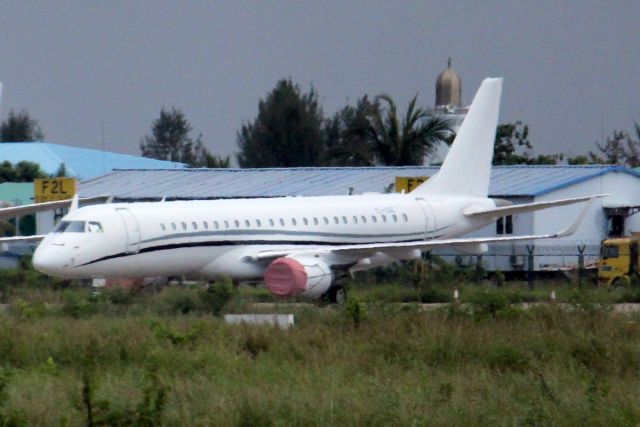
0 79 604 303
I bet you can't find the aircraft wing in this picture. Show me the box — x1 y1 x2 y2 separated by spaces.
0 195 112 220
0 235 45 244
463 194 609 220
255 195 594 262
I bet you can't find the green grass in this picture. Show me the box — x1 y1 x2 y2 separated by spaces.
0 260 638 425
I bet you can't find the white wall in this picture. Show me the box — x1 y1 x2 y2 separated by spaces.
531 171 640 270
435 171 640 272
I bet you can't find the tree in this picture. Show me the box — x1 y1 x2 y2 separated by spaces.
323 96 376 166
492 121 532 165
0 109 45 142
0 160 46 183
196 152 231 168
566 153 605 165
236 79 325 168
492 121 561 165
140 107 227 168
594 123 640 167
369 94 451 166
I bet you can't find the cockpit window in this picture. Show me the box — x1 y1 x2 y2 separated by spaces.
53 220 86 233
87 222 103 233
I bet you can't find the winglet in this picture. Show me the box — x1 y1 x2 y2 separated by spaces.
553 197 595 238
69 194 79 212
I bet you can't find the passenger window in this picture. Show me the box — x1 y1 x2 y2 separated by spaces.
342 216 348 224
382 215 387 223
353 216 358 224
323 217 329 225
245 220 250 227
392 214 398 222
313 217 319 225
361 215 367 224
303 218 309 226
192 221 198 230
402 214 408 222
269 219 275 227
171 223 177 231
371 215 377 223
160 224 166 232
279 218 285 226
333 217 339 224
213 221 219 229
203 221 208 230
224 220 229 229
234 220 240 228
291 218 297 226
256 219 261 227
181 222 187 231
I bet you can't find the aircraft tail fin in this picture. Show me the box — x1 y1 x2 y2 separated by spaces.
412 78 502 197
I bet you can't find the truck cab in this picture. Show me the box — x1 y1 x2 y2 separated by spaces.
598 237 639 286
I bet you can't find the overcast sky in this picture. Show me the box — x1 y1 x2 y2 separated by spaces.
0 1 638 164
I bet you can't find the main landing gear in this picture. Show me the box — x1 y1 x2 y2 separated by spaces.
322 285 347 305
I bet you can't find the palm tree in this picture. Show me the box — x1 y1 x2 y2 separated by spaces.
369 94 451 166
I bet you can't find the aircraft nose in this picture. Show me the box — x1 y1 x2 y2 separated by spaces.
33 245 69 277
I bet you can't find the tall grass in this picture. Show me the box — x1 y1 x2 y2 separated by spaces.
0 289 637 425
0 260 637 425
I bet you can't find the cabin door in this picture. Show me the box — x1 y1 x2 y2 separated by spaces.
116 208 141 254
416 198 437 240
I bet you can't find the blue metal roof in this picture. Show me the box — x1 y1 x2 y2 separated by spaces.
77 165 640 200
489 165 640 196
0 142 186 180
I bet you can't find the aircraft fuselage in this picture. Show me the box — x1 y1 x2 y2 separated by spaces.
32 193 494 280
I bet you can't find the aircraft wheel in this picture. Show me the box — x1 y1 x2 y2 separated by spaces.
328 285 347 305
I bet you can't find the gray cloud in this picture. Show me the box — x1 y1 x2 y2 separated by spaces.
1 1 638 163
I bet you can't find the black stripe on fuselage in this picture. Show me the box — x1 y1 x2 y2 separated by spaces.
76 236 440 267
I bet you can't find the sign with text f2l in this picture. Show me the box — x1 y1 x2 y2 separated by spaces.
395 176 428 193
34 178 77 203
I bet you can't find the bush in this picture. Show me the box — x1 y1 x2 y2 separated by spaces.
486 343 530 372
344 297 364 328
61 289 100 318
199 278 237 316
465 290 509 319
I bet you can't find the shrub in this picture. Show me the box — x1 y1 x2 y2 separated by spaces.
486 343 530 372
149 320 203 346
242 328 271 359
466 290 509 319
158 287 201 315
200 278 237 316
61 289 99 318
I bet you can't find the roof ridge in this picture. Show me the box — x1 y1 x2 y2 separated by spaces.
39 143 78 177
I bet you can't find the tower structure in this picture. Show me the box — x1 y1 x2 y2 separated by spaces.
429 58 468 132
426 59 469 164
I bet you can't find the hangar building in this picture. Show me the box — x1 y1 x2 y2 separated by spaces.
0 142 185 180
77 165 640 272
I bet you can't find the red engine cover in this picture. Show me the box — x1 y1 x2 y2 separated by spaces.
264 257 307 297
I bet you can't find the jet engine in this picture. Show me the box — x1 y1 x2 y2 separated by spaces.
264 257 333 299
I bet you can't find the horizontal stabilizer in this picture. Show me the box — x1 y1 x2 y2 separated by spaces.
464 194 609 220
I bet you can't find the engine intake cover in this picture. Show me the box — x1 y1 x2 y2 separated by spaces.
264 257 333 298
